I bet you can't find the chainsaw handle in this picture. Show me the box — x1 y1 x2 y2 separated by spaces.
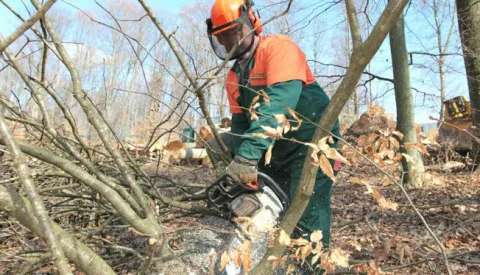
257 172 290 210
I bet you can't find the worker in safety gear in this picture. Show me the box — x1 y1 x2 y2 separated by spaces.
206 0 341 254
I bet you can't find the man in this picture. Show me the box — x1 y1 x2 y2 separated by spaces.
206 0 340 250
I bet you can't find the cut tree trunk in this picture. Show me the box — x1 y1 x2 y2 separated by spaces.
389 8 425 186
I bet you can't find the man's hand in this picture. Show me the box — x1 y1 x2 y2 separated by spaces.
226 156 258 183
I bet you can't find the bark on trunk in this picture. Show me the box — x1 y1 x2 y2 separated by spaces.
389 10 425 187
456 0 480 173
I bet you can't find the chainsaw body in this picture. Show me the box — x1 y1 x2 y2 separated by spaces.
206 172 289 219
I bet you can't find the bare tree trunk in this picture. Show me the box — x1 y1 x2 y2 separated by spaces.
389 10 425 187
456 0 480 173
434 0 448 120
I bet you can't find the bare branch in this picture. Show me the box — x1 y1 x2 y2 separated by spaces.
0 0 57 53
0 105 71 275
0 184 115 275
346 0 362 48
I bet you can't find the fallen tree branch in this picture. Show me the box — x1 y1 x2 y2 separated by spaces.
0 184 115 275
0 106 71 275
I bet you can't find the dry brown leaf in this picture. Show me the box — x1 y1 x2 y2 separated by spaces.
240 240 251 272
367 104 385 117
251 94 260 105
377 197 398 211
291 237 310 246
260 89 270 105
405 143 429 156
348 240 362 251
357 135 368 146
305 142 319 150
300 244 313 263
286 264 296 274
265 143 274 165
279 230 291 246
325 148 350 165
276 126 284 136
310 230 323 243
425 129 439 144
250 112 259 121
389 136 400 149
416 143 429 155
219 251 230 272
291 119 303 131
365 145 374 156
311 252 321 266
330 248 350 268
318 154 335 181
273 114 286 123
371 187 382 201
392 130 404 140
261 126 282 138
328 136 335 144
232 249 241 268
280 255 288 268
251 102 261 110
381 178 394 187
386 150 396 160
348 177 365 184
284 120 291 134
317 136 330 151
288 108 300 120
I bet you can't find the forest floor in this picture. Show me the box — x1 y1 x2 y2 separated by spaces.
0 158 479 274
330 163 479 275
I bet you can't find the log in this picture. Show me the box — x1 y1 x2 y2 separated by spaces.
168 148 208 164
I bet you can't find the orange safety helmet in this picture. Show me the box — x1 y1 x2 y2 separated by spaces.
208 0 263 35
206 0 263 60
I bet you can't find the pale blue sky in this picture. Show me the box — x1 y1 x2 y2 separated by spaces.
0 0 197 34
0 0 469 124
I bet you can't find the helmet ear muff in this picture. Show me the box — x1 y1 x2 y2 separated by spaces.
242 1 263 35
248 8 263 34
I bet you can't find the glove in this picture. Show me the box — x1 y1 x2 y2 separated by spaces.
226 155 258 183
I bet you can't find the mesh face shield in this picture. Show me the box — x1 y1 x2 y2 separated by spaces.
206 14 255 60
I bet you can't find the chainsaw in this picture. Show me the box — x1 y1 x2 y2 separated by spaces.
206 172 290 274
206 172 290 221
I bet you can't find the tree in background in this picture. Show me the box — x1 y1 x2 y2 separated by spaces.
456 0 480 172
389 7 425 187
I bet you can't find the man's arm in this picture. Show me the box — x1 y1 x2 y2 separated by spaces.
236 80 303 160
231 112 250 156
